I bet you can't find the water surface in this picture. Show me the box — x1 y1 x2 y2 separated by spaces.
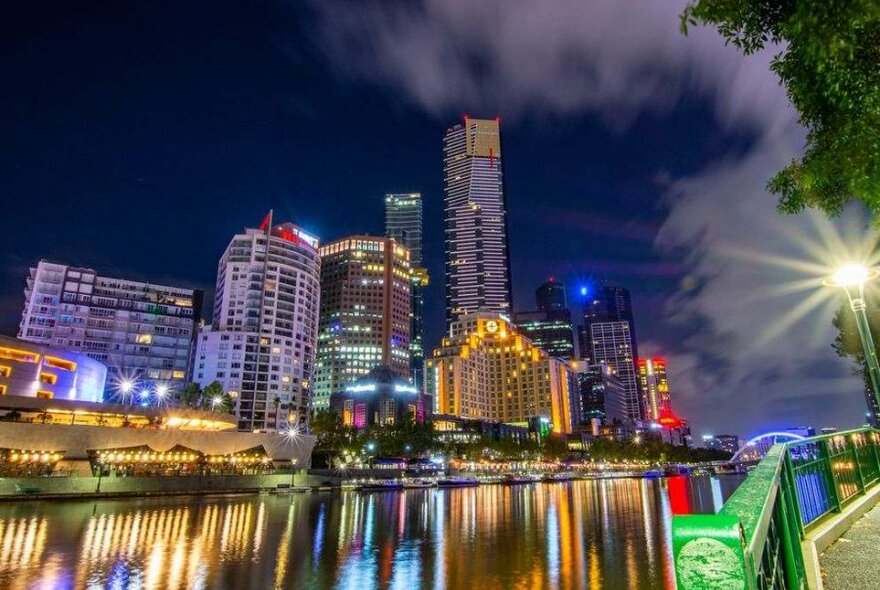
0 476 741 589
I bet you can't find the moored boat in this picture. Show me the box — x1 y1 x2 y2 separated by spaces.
402 478 436 489
357 479 404 492
436 475 480 488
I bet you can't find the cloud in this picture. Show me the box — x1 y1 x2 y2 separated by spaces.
304 0 871 436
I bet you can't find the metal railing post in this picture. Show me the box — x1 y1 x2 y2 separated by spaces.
820 438 842 512
850 434 867 494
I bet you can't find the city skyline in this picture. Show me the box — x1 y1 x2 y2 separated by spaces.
1 0 873 438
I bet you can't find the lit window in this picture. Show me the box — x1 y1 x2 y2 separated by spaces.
172 370 185 380
39 373 57 385
0 366 10 378
0 385 5 395
0 348 38 364
137 334 152 344
36 390 54 400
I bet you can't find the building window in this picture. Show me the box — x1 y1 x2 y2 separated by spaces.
36 390 54 400
0 366 10 378
39 373 57 385
137 334 152 344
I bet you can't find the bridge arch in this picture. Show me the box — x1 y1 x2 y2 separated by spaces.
729 432 806 463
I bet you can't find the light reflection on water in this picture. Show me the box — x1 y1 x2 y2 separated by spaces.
0 476 741 590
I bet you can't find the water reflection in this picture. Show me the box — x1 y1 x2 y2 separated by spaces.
0 476 741 590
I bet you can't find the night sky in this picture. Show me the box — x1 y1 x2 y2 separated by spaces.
2 0 872 438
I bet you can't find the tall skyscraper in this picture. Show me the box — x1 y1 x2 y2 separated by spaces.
193 213 321 431
385 193 429 391
425 312 574 433
577 282 639 361
313 236 412 409
513 279 574 360
637 357 671 421
536 278 567 312
588 321 641 422
19 260 202 398
443 117 513 325
570 360 629 432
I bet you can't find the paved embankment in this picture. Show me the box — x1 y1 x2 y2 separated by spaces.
821 504 880 589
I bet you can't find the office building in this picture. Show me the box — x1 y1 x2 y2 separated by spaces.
536 278 567 312
313 236 411 409
330 365 430 429
443 117 512 324
586 321 641 422
514 279 575 360
569 360 628 432
637 357 671 422
577 282 639 362
194 214 321 431
425 312 574 433
385 193 429 391
19 260 202 399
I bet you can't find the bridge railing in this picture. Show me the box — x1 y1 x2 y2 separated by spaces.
672 427 880 590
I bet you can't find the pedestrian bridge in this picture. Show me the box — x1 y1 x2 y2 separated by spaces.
673 427 880 590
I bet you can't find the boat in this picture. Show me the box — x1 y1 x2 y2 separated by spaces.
643 470 663 479
436 476 480 488
542 472 575 482
357 480 404 492
402 478 437 489
503 473 537 485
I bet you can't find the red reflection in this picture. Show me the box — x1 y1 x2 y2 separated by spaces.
667 476 691 515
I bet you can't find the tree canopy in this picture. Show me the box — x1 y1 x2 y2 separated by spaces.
682 0 880 216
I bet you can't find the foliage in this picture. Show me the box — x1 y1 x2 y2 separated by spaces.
832 294 880 423
179 383 202 409
587 436 731 464
201 381 227 412
681 0 880 216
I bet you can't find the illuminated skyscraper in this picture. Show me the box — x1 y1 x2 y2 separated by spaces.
425 312 574 433
587 321 641 422
443 117 512 325
637 357 671 421
313 236 412 409
536 278 567 312
193 213 321 431
385 193 429 391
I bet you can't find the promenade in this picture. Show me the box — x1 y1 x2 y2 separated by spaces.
821 504 880 589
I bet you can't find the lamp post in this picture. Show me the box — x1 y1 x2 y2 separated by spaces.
825 263 880 420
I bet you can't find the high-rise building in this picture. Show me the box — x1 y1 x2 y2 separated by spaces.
193 214 321 431
536 278 567 313
587 321 641 422
313 236 411 409
514 278 575 360
425 312 574 433
19 260 202 399
385 193 429 392
637 357 671 421
443 117 512 325
577 282 639 362
569 360 629 430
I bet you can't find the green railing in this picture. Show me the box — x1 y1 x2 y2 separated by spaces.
673 428 880 590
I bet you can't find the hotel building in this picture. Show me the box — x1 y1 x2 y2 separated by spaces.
425 312 574 434
193 214 321 431
19 260 202 399
637 357 671 421
443 117 513 325
385 193 429 391
313 236 412 409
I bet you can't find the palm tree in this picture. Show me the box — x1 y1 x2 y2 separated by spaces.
273 396 282 432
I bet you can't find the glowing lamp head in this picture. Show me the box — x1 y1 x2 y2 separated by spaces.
830 263 873 287
212 395 223 406
156 385 169 398
120 380 134 394
580 286 588 297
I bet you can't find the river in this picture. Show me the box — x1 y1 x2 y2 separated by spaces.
0 476 742 589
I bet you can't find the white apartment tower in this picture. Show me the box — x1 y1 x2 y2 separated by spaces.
19 261 202 398
193 214 321 431
443 117 513 325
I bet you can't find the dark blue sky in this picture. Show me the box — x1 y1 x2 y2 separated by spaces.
1 0 865 437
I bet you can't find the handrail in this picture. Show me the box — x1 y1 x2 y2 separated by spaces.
673 427 880 590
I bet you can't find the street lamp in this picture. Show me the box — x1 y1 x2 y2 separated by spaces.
120 380 134 404
825 263 880 419
155 384 169 407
